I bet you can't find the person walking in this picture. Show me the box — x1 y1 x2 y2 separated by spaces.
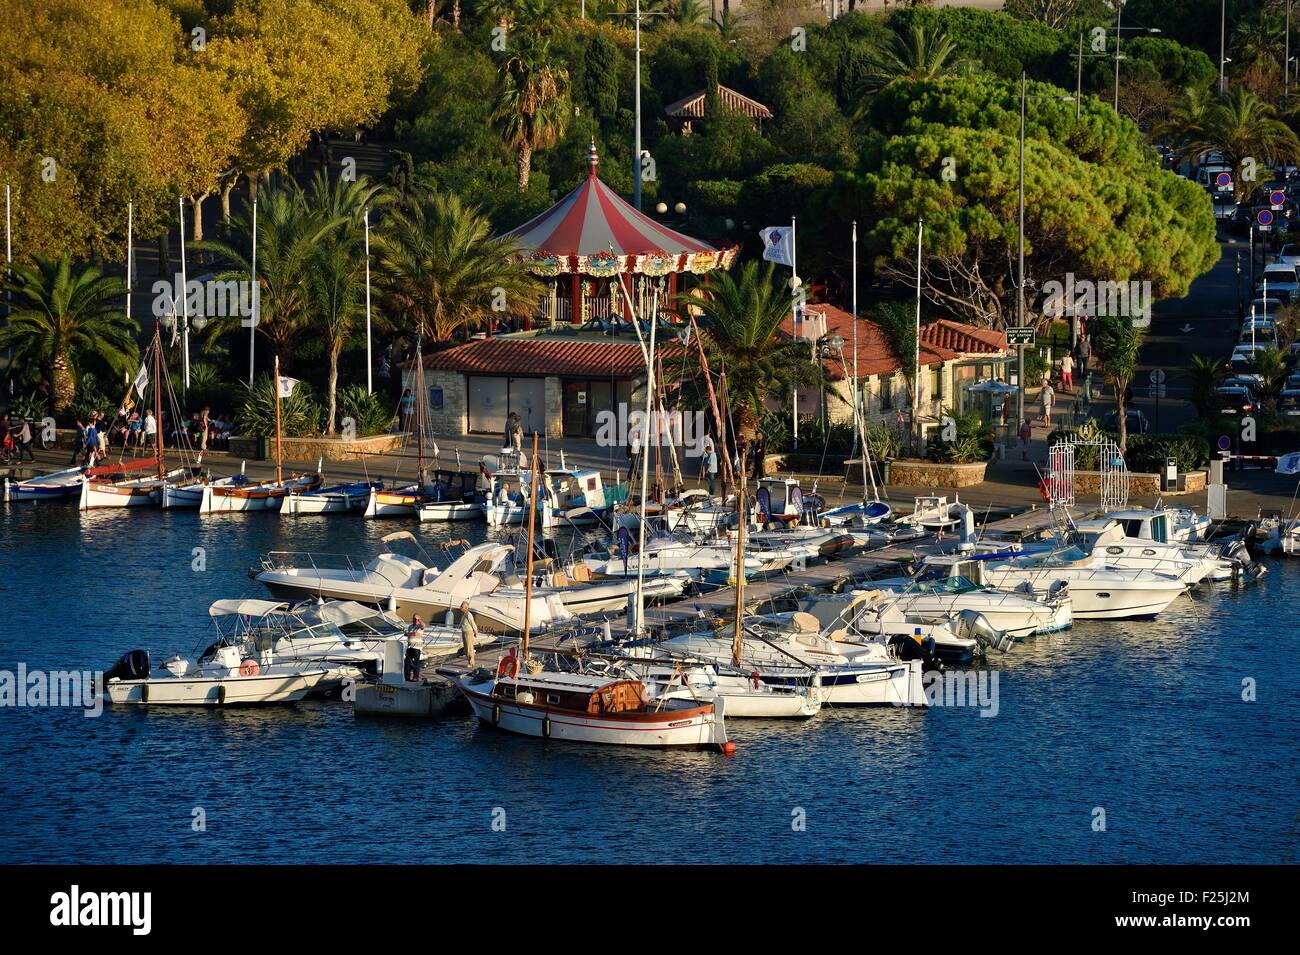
16 417 35 462
83 417 100 466
68 418 86 466
1059 352 1074 392
459 601 480 667
702 436 718 496
752 434 766 480
195 406 210 464
1018 418 1032 461
399 388 415 433
1040 381 1055 428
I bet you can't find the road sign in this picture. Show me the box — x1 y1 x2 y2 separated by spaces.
1271 189 1286 209
1147 384 1167 398
1217 435 1232 451
1150 368 1167 385
1007 327 1035 346
1257 208 1274 230
1216 172 1233 189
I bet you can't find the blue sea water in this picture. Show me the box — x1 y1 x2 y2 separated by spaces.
0 503 1296 865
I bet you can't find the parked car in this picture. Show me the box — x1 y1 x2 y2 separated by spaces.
1278 389 1300 416
1215 384 1258 415
1102 408 1151 435
1212 194 1238 221
1228 343 1269 382
1275 243 1300 267
1197 163 1233 192
1239 319 1279 346
1256 262 1300 301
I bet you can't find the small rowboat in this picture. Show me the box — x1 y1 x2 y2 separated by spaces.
199 472 323 513
280 480 379 515
3 465 86 503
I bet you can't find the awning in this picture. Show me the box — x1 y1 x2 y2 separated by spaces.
208 598 289 618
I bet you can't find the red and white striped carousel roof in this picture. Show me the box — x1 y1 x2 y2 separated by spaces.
503 144 736 276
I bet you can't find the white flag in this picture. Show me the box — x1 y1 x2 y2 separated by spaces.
132 362 149 399
759 226 794 267
1276 451 1300 475
278 376 299 398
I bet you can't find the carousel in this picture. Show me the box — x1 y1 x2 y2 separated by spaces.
504 143 739 327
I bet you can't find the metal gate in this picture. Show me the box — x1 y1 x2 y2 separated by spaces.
1058 425 1129 511
1046 440 1075 508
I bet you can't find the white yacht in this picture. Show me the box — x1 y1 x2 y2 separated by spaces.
871 565 1072 638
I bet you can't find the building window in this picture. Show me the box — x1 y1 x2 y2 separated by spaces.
931 366 943 402
881 376 893 410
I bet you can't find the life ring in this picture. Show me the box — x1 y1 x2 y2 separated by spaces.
497 654 519 680
239 659 260 677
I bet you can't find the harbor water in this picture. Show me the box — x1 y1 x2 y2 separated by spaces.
1 505 1297 864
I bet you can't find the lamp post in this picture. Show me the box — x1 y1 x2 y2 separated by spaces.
612 0 667 212
1236 251 1243 321
1220 0 1228 93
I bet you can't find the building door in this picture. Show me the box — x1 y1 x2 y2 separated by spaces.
467 376 508 435
509 378 546 436
562 380 587 436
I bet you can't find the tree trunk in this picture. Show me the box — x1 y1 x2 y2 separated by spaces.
453 0 460 30
51 353 75 413
192 192 208 243
517 141 533 190
220 177 236 228
426 0 435 29
1115 380 1128 457
327 349 339 435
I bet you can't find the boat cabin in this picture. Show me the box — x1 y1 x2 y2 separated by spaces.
756 477 808 523
494 671 649 714
545 468 608 512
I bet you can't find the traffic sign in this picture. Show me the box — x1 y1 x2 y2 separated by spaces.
1271 189 1286 209
1147 384 1167 398
1150 368 1167 385
1257 208 1274 229
1007 327 1035 346
1216 172 1233 189
1217 435 1232 451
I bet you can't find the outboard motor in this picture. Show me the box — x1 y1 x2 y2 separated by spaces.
955 609 1014 654
888 634 944 673
104 649 150 683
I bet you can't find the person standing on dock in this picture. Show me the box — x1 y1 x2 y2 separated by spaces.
702 436 718 496
67 418 86 466
505 412 523 452
1039 381 1055 428
405 615 425 682
459 601 479 667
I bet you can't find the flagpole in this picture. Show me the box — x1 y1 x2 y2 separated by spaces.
791 215 799 451
853 219 872 498
249 198 257 386
914 217 923 454
3 184 9 386
274 354 283 484
364 206 373 394
179 197 190 391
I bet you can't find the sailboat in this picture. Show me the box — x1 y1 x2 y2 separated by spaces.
79 329 191 510
197 357 321 513
364 332 444 518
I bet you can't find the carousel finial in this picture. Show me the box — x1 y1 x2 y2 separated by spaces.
587 140 599 176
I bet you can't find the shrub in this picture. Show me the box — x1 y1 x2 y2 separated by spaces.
337 385 395 437
8 392 49 423
235 376 322 438
927 406 993 464
69 373 113 425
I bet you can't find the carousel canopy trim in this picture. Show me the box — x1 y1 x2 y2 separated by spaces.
665 85 773 121
503 146 738 277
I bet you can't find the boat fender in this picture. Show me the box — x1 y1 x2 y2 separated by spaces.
491 704 501 725
542 715 551 739
750 671 761 690
141 682 149 704
217 685 227 705
239 659 260 677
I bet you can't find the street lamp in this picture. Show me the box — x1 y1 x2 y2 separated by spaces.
1220 0 1228 93
1236 251 1243 321
1015 72 1076 432
818 335 847 433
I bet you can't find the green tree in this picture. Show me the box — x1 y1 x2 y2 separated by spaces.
1091 315 1144 456
307 241 365 435
0 254 137 413
1186 353 1226 417
372 190 543 342
673 260 820 445
1171 88 1300 202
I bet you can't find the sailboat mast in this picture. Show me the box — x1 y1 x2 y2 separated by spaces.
522 431 540 656
732 462 745 668
633 290 659 637
415 332 426 486
154 326 163 482
274 354 283 484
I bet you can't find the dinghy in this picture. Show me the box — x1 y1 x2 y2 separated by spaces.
2 465 85 503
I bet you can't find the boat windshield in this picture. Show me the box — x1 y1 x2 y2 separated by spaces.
917 575 981 594
1014 546 1089 567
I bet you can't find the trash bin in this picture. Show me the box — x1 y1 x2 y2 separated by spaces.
257 436 270 460
880 459 891 485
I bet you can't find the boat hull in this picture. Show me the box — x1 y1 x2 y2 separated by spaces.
416 501 484 522
79 478 160 510
105 670 325 705
458 683 726 749
3 474 84 502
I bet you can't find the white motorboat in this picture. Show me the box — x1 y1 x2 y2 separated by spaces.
415 470 486 522
940 548 1188 620
626 658 822 718
1106 505 1211 543
2 465 85 503
483 448 534 526
99 644 328 705
1070 519 1223 584
443 655 728 749
255 537 573 634
659 618 928 707
790 591 1002 664
582 532 770 581
874 563 1072 637
900 494 963 530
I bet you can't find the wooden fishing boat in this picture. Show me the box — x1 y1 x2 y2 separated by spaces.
2 465 86 503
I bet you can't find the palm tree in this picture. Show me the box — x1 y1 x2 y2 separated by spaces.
491 35 571 190
192 182 345 367
1186 353 1226 417
674 261 820 447
308 241 365 435
0 254 136 414
865 24 959 90
372 191 544 343
1155 86 1216 151
1250 345 1290 413
1091 315 1144 457
1176 88 1300 203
